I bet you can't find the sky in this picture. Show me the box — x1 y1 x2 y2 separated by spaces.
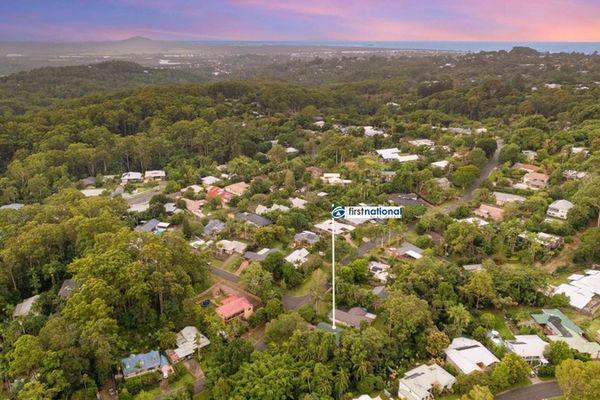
1 0 600 42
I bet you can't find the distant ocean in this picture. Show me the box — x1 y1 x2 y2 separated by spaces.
190 41 600 54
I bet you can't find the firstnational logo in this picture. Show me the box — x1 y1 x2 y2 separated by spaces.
331 205 402 219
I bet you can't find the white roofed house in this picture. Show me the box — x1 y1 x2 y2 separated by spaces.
13 295 40 318
285 248 310 267
321 173 352 185
362 126 387 137
376 148 419 163
314 219 355 235
546 199 574 220
290 197 308 209
505 335 548 365
398 364 456 400
144 170 166 182
368 261 391 283
493 191 526 207
554 270 600 314
445 337 499 374
201 175 221 186
431 160 449 169
216 240 248 255
121 171 143 183
166 326 210 364
255 204 290 215
409 139 436 148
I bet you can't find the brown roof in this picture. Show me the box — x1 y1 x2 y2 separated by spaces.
514 163 542 173
524 172 549 181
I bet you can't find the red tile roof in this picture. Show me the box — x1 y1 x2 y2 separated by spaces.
216 296 252 319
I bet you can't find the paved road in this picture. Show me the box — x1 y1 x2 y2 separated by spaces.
446 138 504 212
282 293 312 310
495 381 561 400
122 183 165 205
210 266 240 283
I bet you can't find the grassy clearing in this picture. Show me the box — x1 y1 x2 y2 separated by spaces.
287 267 327 297
222 253 242 272
492 310 515 339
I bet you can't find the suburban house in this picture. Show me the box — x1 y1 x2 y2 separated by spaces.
306 166 323 178
144 170 166 182
314 219 355 235
321 173 352 185
458 217 489 226
380 171 397 182
505 335 548 365
523 172 549 189
244 248 276 262
462 264 483 273
206 185 233 203
80 188 105 197
182 198 205 218
294 230 320 245
180 184 203 194
409 139 436 148
522 150 537 161
201 176 221 186
571 146 589 156
532 309 600 358
554 270 600 313
390 242 423 260
372 286 389 301
58 279 80 299
216 239 248 255
224 181 249 197
121 171 143 183
473 204 505 222
235 212 272 227
285 248 310 267
363 126 386 137
436 177 451 190
513 163 542 173
493 192 526 206
255 204 290 215
203 219 226 236
369 261 391 283
398 364 456 400
0 203 25 210
563 170 587 180
216 296 254 323
166 326 210 364
353 395 382 400
121 350 172 380
330 307 376 328
445 337 499 374
376 148 419 163
286 146 299 155
290 197 308 209
13 295 40 318
431 160 449 169
136 219 169 234
546 199 574 220
518 231 563 250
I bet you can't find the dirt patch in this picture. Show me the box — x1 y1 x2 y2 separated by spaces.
541 231 583 273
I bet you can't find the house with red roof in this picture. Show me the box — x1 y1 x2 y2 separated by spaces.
216 296 254 323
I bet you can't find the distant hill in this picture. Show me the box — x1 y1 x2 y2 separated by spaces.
0 61 203 105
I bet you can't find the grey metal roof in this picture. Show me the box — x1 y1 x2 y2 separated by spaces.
121 350 168 378
58 279 81 299
137 219 160 232
235 212 272 227
204 219 226 235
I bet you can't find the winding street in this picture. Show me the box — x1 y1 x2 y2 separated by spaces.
445 137 504 212
495 381 562 400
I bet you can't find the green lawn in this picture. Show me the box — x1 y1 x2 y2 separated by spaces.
133 369 195 399
222 254 242 272
492 310 515 340
287 267 327 297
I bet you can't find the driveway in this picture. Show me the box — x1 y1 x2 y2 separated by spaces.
183 359 205 395
446 138 504 212
282 293 312 310
210 266 240 283
122 183 165 205
495 381 562 400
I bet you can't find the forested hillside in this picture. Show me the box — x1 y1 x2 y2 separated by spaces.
1 49 600 400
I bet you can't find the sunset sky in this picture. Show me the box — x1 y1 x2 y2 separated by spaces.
1 0 600 42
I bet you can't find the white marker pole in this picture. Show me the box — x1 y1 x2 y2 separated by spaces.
331 213 336 330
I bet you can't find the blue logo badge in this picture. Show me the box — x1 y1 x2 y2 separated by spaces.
331 206 346 219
